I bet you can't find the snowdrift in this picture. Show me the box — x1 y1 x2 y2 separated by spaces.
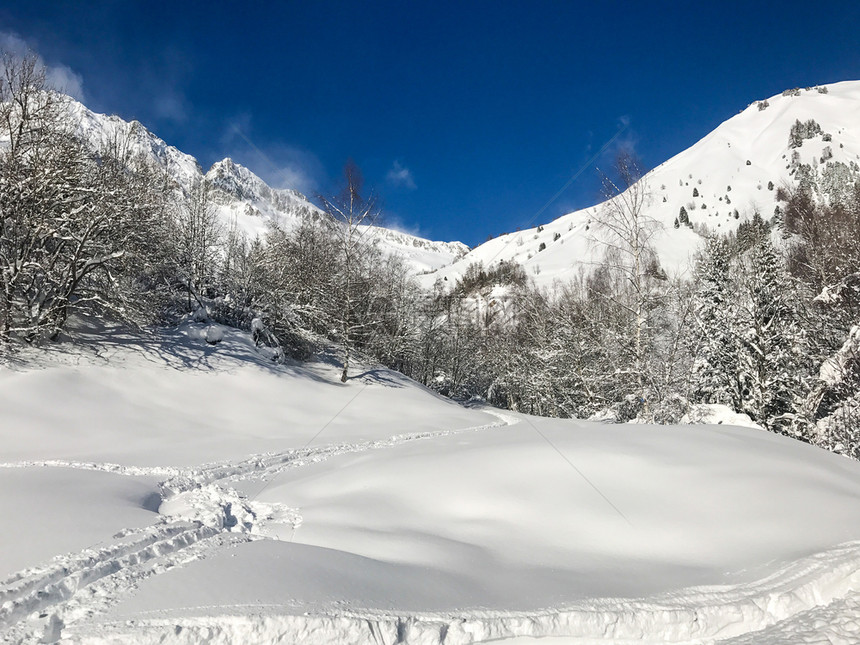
2 324 860 643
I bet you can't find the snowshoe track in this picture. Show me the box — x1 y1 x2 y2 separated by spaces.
0 411 513 643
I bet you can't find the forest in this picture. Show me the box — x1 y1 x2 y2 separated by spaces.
2 53 859 458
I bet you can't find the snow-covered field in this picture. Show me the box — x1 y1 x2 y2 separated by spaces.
2 325 860 644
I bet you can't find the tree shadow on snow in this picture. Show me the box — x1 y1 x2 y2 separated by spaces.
4 318 332 386
350 368 407 388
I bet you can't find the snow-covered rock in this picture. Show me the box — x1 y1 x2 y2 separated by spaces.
682 403 763 429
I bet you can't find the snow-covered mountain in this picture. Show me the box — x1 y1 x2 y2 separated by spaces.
420 81 860 289
365 226 469 273
67 98 468 273
70 100 203 194
66 81 860 288
203 157 321 239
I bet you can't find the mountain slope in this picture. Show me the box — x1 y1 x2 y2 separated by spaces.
67 99 467 274
420 81 860 290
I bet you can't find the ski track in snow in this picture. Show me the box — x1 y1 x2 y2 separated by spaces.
3 406 860 644
0 410 514 644
59 542 860 645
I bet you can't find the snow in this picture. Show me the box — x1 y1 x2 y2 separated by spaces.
68 542 860 644
0 324 489 468
681 404 763 429
3 324 860 643
366 225 469 273
203 325 224 344
0 468 160 580
419 81 860 290
66 99 470 276
4 83 860 642
242 419 860 604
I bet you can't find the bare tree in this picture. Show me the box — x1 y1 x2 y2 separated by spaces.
0 51 172 341
318 161 382 381
590 152 663 410
174 178 222 310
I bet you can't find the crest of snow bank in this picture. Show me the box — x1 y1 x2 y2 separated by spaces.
65 542 860 645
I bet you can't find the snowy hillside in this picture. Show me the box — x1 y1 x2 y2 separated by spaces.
366 226 469 273
67 99 467 273
6 68 860 644
421 81 860 289
203 157 321 239
71 101 204 193
3 326 860 643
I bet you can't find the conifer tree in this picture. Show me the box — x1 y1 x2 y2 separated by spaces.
690 238 739 406
736 235 810 431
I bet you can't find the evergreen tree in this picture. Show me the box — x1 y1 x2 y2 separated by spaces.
736 235 810 431
690 238 739 406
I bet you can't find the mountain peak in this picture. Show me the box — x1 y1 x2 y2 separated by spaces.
46 92 489 273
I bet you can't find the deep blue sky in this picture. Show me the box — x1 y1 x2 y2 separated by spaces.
2 1 858 245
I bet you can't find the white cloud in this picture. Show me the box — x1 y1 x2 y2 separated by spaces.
273 162 319 197
595 116 638 165
153 93 188 123
382 211 424 237
386 161 416 190
45 64 85 102
0 31 85 101
145 47 194 124
220 119 324 197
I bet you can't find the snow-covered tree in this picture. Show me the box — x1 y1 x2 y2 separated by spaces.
736 234 810 431
690 237 740 406
318 161 383 381
0 52 172 340
590 153 664 410
174 178 222 309
782 174 860 445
